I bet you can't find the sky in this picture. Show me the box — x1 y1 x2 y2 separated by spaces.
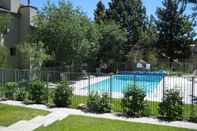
27 0 194 20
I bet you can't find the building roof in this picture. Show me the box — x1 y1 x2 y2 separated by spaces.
0 7 9 12
0 7 18 15
20 5 38 10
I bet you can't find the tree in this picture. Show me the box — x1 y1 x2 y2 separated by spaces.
0 14 11 35
33 1 99 70
156 0 196 61
179 0 197 18
96 21 128 68
106 0 147 49
0 46 8 67
94 0 106 24
18 42 49 80
127 15 158 64
139 16 159 64
0 14 11 68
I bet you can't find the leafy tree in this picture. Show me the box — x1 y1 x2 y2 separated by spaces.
106 0 147 49
94 0 106 24
139 16 159 64
127 15 158 64
0 14 11 68
33 1 99 70
0 45 8 67
0 14 11 35
96 21 128 67
18 42 49 80
140 16 158 49
156 0 196 61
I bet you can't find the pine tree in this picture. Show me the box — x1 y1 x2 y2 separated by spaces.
179 0 197 19
156 0 195 61
188 0 197 19
94 0 106 24
106 0 147 47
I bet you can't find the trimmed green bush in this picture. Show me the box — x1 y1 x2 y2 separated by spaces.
122 85 148 117
190 116 197 123
87 93 111 113
159 89 183 120
4 82 18 100
28 80 48 104
15 81 29 101
53 81 72 107
15 86 27 101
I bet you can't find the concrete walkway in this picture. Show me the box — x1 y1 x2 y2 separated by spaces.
0 101 69 131
0 100 197 130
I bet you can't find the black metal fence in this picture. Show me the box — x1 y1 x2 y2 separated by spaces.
42 59 197 74
0 69 197 119
115 61 197 75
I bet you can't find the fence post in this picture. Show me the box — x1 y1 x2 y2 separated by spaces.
2 71 5 98
88 74 90 96
14 69 16 82
192 77 195 112
162 75 165 99
134 74 136 87
0 71 2 98
110 73 113 103
47 71 49 105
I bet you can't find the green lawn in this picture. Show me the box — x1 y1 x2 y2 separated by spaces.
35 115 196 131
0 104 49 126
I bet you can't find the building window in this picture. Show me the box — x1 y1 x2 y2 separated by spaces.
10 48 16 56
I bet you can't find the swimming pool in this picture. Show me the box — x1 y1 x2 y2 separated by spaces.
89 73 164 93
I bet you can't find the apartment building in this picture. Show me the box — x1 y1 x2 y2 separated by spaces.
0 0 37 67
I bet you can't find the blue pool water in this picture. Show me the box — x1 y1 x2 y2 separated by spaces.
90 73 164 93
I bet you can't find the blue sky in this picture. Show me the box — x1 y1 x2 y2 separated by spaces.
29 0 193 19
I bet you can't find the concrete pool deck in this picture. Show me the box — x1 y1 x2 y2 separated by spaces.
149 76 197 104
71 75 197 104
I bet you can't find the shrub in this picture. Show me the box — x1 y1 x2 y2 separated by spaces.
87 93 111 113
28 80 48 104
53 81 72 107
122 85 147 117
15 86 27 101
0 85 3 98
159 89 183 120
190 116 197 123
4 82 18 100
15 81 29 101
